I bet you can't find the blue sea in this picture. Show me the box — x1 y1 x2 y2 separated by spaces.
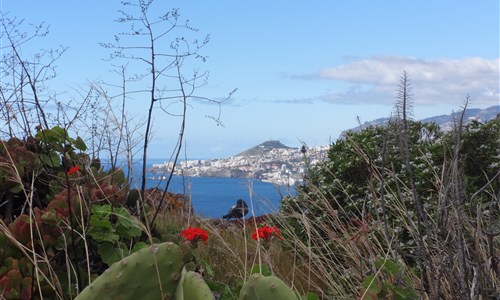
116 159 296 218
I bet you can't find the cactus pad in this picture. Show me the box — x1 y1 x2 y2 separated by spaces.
75 242 183 300
175 268 214 300
239 273 297 300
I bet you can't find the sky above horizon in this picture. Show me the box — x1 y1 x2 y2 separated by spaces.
2 1 499 159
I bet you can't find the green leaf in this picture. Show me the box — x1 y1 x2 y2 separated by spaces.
114 207 142 239
131 242 149 253
393 286 419 300
89 229 119 243
88 216 119 243
14 162 25 178
206 281 235 300
36 126 67 147
40 152 61 168
8 183 24 194
201 259 215 278
97 242 128 266
305 292 320 300
250 264 272 276
90 205 142 241
51 126 68 141
383 259 400 275
89 216 113 229
92 204 113 218
73 136 87 151
362 274 381 294
111 169 125 186
375 258 400 275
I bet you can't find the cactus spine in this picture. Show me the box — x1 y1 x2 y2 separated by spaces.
75 242 183 300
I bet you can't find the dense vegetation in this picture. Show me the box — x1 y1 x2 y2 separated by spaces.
1 114 498 299
1 0 498 299
279 113 500 298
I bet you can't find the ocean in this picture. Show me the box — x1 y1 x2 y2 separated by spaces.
118 159 296 219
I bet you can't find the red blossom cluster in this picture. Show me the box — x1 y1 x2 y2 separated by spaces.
180 227 209 244
67 165 80 175
251 225 284 241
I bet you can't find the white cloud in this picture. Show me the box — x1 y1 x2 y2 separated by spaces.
316 56 499 105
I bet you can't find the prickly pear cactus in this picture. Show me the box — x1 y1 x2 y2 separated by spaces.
239 273 297 300
175 268 214 300
75 242 183 300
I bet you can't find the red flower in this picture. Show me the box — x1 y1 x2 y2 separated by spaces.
252 225 284 241
67 165 80 175
180 227 209 244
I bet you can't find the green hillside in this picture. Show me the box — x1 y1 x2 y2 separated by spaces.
236 140 293 157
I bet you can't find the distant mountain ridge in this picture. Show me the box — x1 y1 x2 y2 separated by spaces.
236 140 292 157
342 105 499 137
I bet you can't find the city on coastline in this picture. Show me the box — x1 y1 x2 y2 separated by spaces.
149 141 329 186
149 106 499 186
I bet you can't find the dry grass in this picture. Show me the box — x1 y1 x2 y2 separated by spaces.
147 143 499 300
1 129 498 299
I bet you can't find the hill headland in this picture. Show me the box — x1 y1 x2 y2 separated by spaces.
150 141 328 186
150 105 498 185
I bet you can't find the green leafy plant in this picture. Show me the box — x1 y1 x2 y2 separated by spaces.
0 126 144 298
360 258 418 300
88 204 145 265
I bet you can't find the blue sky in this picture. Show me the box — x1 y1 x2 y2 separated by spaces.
2 1 499 159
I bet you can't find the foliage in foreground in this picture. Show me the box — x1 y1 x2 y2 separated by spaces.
0 128 306 298
0 0 498 297
0 127 147 298
0 121 498 299
280 115 500 299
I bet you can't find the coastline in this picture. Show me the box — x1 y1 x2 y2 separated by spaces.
149 144 328 186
